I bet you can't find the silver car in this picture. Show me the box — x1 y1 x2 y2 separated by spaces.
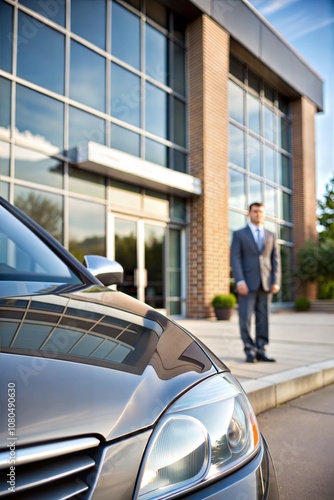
0 196 279 499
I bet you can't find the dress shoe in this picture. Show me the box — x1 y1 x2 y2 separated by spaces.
256 352 276 362
245 354 257 363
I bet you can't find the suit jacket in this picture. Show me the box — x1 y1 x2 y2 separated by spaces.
230 226 281 292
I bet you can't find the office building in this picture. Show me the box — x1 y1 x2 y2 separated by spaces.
0 0 322 316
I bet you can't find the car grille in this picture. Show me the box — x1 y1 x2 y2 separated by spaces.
0 436 100 499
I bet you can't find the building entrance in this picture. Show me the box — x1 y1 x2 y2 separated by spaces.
114 217 165 310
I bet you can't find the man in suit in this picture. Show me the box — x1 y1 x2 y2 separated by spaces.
230 202 281 363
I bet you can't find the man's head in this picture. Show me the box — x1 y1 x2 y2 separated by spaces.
248 202 265 226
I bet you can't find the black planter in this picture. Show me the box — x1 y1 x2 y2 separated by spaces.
214 308 233 320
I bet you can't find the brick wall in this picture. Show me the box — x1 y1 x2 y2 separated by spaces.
187 16 230 317
291 96 318 300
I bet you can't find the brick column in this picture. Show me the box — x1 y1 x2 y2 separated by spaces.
291 96 318 300
187 15 230 317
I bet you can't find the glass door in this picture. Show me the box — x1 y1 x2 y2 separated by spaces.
114 217 166 309
144 223 165 309
114 218 137 299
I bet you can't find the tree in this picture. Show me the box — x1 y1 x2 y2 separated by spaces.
318 176 334 242
295 177 334 299
15 192 62 242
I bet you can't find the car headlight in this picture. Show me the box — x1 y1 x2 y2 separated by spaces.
135 373 260 499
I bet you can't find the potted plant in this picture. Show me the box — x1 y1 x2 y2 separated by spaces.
211 293 237 320
294 296 311 312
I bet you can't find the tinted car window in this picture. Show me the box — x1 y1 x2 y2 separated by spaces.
0 205 82 297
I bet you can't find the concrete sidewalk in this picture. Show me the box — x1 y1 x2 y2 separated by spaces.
176 311 334 414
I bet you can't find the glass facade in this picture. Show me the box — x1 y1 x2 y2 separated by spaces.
228 56 293 301
0 0 187 315
0 0 309 313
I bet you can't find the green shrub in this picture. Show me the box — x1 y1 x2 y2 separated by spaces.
211 293 237 309
295 296 311 312
318 279 334 300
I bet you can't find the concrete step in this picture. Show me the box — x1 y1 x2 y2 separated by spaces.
311 300 334 313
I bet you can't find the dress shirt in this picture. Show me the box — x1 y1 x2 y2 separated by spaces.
248 222 264 250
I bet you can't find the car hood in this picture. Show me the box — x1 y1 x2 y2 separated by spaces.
0 287 220 447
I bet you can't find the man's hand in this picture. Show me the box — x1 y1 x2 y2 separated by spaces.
271 284 280 294
236 282 249 296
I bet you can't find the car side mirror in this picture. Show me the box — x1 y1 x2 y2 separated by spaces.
83 255 124 286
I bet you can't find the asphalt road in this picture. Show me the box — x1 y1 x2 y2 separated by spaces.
257 384 334 500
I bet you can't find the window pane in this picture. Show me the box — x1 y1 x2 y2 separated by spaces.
169 228 181 296
145 24 168 85
247 93 260 135
264 83 274 103
169 301 181 315
145 83 167 138
0 141 10 176
145 138 167 167
280 225 292 242
14 186 63 242
112 1 140 70
263 105 275 143
145 224 165 309
278 191 292 221
111 64 141 127
126 0 140 8
282 192 292 222
281 246 293 301
111 124 140 157
144 190 168 217
229 124 244 168
20 0 65 26
146 0 168 27
229 169 246 209
173 13 186 43
248 135 261 176
70 41 105 111
229 210 246 240
248 70 260 93
265 184 276 217
173 98 185 147
0 1 13 72
170 197 186 221
16 85 64 151
0 181 9 199
0 77 11 138
69 167 105 199
173 150 187 173
69 198 106 261
279 117 289 150
264 144 275 182
278 153 291 188
71 0 106 49
15 146 63 188
17 12 64 94
230 56 244 81
264 220 276 234
249 177 262 204
229 81 243 124
110 181 141 210
173 43 185 95
68 107 105 149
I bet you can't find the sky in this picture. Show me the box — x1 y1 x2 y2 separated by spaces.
247 0 334 201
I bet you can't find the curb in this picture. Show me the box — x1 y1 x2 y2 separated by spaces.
242 359 334 414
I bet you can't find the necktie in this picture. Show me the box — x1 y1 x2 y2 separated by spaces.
256 228 262 251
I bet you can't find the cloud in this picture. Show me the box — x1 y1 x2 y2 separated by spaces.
252 0 302 16
288 16 334 40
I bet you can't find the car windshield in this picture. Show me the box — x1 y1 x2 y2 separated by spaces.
0 205 82 297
